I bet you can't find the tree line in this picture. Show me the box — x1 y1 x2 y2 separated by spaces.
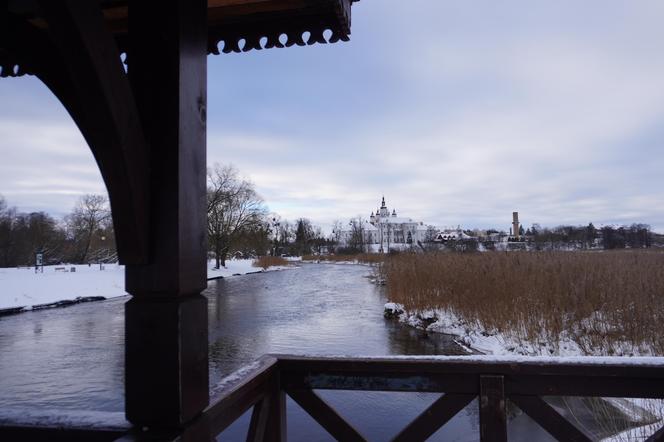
0 194 114 267
206 164 332 267
526 223 654 250
2 164 660 267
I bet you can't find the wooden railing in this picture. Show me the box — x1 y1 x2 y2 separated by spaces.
4 355 664 441
146 354 664 441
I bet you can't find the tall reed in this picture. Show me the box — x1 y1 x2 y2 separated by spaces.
381 250 664 355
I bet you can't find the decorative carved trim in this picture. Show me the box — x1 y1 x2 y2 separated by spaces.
0 55 31 77
1 0 358 68
207 0 355 54
208 19 350 55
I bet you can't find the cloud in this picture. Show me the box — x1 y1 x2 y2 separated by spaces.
0 118 104 215
2 0 664 231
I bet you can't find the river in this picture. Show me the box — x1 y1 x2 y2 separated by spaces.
0 263 560 440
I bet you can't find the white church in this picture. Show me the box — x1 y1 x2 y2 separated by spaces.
337 197 432 252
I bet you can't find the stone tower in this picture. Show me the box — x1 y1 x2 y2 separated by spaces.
512 212 520 239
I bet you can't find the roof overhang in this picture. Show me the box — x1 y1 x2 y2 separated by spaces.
2 0 360 77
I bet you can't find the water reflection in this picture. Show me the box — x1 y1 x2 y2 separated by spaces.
206 264 465 387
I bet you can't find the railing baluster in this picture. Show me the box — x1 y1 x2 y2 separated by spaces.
264 374 287 442
287 388 367 442
480 375 507 442
247 397 271 442
392 394 476 442
510 395 591 442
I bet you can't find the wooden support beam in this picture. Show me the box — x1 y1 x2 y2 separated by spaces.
392 394 475 442
125 0 208 297
29 1 149 265
287 389 367 442
125 295 209 428
121 0 209 429
510 396 591 442
479 375 507 442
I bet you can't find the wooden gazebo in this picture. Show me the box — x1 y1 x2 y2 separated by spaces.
1 0 360 439
3 2 664 441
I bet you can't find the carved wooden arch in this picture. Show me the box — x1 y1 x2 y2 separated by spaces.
2 2 149 264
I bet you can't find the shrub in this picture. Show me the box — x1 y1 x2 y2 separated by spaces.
302 254 385 265
252 256 290 270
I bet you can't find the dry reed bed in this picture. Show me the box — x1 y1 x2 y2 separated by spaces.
302 254 385 264
380 251 664 355
252 256 291 269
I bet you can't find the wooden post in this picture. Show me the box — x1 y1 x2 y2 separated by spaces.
124 0 209 429
265 374 287 442
479 375 507 442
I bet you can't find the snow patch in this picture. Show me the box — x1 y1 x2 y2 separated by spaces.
0 259 295 310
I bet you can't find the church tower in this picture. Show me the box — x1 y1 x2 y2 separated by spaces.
379 196 389 217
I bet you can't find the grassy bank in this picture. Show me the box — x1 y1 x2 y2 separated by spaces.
381 250 664 355
302 254 385 264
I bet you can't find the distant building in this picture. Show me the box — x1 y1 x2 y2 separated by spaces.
434 227 472 242
337 197 431 252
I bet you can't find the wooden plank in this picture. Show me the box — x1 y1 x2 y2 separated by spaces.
283 371 477 394
510 395 591 442
210 356 279 401
274 355 664 379
246 397 270 442
200 356 278 436
479 375 507 442
508 376 664 398
276 355 664 397
201 381 267 437
283 370 663 398
287 389 367 442
392 394 475 442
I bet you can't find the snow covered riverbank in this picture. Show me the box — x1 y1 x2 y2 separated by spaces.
384 302 658 358
384 303 664 440
0 260 295 311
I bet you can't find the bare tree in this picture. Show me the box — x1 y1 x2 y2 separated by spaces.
0 196 19 266
65 194 110 263
207 164 267 268
348 216 367 253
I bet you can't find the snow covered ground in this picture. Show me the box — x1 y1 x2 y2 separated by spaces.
0 259 293 310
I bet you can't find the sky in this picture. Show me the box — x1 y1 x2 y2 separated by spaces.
2 0 664 232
